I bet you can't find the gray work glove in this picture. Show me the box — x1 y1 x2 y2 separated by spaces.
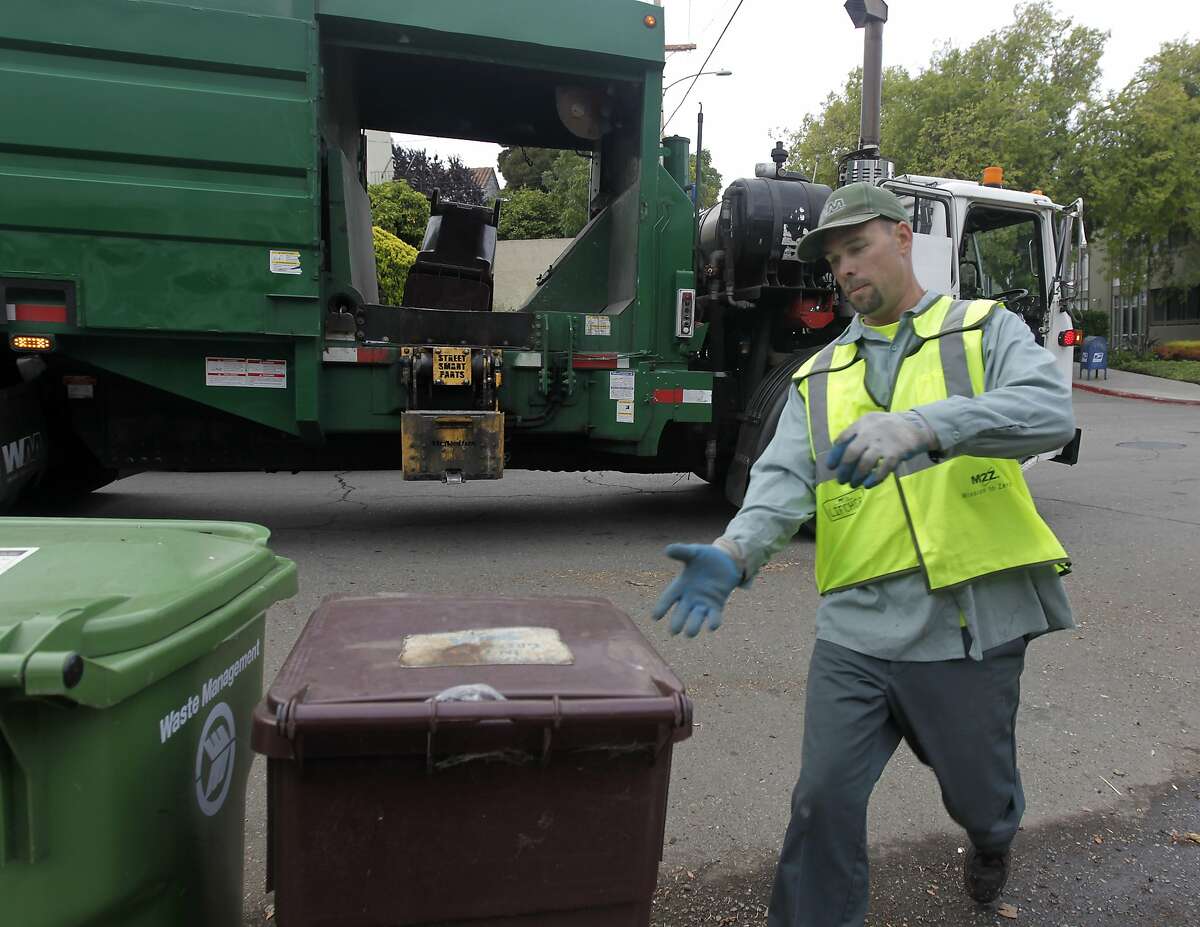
827 411 938 488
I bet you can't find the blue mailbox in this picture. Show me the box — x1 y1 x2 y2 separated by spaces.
1079 336 1108 379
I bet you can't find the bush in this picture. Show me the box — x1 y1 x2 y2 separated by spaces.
497 187 561 240
1153 340 1200 361
368 180 430 248
1078 309 1109 340
373 226 417 305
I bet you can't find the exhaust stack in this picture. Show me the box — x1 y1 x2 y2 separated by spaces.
839 0 895 187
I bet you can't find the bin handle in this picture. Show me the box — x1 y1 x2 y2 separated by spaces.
285 694 688 740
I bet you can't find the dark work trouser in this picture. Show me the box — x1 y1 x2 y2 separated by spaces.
767 635 1027 927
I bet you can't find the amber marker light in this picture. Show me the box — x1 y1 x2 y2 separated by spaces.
982 166 1004 187
10 334 54 352
644 13 658 27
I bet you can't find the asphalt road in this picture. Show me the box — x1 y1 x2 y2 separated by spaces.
52 389 1200 925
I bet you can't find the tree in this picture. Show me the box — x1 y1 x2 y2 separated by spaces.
373 227 418 305
497 147 559 190
781 2 1106 202
688 150 724 209
1077 39 1200 295
544 150 592 237
497 187 561 240
391 146 485 205
368 180 430 248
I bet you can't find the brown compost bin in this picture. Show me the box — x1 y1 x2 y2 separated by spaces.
252 594 693 926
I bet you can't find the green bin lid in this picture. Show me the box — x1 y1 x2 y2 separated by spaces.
0 518 295 706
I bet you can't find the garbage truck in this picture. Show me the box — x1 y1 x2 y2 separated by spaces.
0 0 1082 511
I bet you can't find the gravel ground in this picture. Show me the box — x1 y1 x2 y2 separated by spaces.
651 776 1200 926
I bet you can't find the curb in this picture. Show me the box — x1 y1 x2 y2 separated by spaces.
1073 381 1200 407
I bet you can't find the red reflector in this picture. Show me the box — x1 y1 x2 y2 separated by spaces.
653 388 684 404
787 296 836 329
357 347 392 364
9 303 67 324
573 353 619 370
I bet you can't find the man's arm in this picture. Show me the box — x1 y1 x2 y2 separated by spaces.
912 307 1076 459
718 385 818 580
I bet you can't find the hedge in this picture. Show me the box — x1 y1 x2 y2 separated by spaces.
373 226 418 305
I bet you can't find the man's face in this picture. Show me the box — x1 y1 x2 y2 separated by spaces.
822 219 914 321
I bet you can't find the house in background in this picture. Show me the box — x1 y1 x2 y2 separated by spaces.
364 129 394 185
469 166 501 203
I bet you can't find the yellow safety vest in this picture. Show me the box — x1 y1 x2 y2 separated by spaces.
794 296 1070 594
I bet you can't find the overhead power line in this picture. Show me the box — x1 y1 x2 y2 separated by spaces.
663 0 746 131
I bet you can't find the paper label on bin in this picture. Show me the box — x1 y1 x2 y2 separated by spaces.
399 627 574 667
0 547 37 578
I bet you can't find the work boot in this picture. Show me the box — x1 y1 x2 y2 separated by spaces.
963 845 1010 903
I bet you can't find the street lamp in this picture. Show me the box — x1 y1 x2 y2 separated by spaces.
662 69 732 93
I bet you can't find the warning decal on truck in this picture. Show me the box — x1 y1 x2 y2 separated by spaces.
205 357 287 389
0 547 37 578
269 249 302 275
399 627 575 667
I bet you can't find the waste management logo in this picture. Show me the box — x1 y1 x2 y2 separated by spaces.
195 702 236 817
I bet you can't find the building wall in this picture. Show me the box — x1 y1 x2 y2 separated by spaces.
492 238 573 310
365 129 393 185
1083 239 1200 347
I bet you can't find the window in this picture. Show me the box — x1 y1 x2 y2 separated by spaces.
961 206 1046 340
1151 286 1200 323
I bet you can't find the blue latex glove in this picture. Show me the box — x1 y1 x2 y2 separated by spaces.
651 543 741 638
827 411 936 489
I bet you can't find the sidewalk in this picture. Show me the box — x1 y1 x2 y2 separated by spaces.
1073 367 1200 406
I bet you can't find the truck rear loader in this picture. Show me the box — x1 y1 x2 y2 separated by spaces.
0 0 1082 510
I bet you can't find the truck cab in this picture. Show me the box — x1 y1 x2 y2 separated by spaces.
887 173 1085 387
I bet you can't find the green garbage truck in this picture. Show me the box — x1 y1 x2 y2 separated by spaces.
0 0 1083 511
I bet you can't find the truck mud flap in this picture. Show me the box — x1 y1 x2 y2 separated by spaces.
0 383 49 509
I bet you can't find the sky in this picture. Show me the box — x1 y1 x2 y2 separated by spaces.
391 0 1197 191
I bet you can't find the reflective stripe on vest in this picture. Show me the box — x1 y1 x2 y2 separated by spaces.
795 296 1070 594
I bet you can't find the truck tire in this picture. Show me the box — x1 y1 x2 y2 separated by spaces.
723 348 823 531
0 381 51 511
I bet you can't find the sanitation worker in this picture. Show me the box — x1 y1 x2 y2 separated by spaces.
653 182 1075 925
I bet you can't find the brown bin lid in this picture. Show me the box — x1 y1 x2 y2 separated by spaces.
253 594 691 757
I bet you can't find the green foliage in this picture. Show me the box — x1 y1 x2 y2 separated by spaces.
1078 39 1200 292
782 2 1106 201
368 180 430 248
1078 309 1110 339
1109 354 1200 384
392 146 485 205
497 147 559 190
497 187 561 240
544 150 592 237
372 226 417 305
688 150 723 209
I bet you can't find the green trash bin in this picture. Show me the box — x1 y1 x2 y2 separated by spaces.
0 518 297 927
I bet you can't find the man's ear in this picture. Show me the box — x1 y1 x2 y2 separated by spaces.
894 220 915 256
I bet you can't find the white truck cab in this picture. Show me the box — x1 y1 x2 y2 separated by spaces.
884 171 1085 385
884 170 1085 464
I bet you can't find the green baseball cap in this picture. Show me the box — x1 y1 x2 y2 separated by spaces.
796 182 911 262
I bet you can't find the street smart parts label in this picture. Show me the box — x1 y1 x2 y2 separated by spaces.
156 639 260 815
